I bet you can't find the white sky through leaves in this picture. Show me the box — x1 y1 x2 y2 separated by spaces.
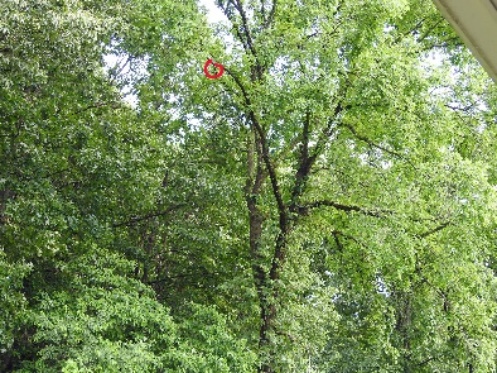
198 0 225 23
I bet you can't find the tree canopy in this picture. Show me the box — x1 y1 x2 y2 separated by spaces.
1 0 497 372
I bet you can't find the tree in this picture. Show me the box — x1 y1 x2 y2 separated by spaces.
152 0 497 371
0 0 254 371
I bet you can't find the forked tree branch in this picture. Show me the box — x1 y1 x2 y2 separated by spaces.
290 109 315 205
224 68 286 226
229 0 258 58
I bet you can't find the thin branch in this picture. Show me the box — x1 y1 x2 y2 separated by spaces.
260 0 266 20
109 55 131 81
230 0 258 58
444 103 476 113
224 67 251 104
332 229 368 249
343 123 398 156
309 74 352 160
418 19 444 43
264 0 277 29
417 221 451 238
393 16 428 44
332 230 344 252
421 36 461 51
416 356 437 367
298 200 388 217
341 123 416 168
232 24 253 56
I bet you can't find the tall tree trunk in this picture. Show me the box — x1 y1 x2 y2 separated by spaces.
247 195 273 373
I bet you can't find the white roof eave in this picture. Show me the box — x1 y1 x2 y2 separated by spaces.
432 0 497 81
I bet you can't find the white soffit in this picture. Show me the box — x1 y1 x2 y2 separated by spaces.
432 0 497 81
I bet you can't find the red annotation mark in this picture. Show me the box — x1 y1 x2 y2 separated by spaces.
203 59 224 79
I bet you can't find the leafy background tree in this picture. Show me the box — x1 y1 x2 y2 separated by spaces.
1 0 497 372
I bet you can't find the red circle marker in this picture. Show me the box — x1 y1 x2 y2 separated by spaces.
203 59 224 79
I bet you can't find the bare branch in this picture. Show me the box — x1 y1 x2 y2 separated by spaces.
444 103 476 113
418 19 444 43
417 356 437 367
260 0 266 19
417 222 451 238
393 16 429 44
264 0 277 29
341 123 416 168
298 200 388 217
224 67 251 103
288 71 353 211
230 0 258 58
332 229 368 249
308 75 352 160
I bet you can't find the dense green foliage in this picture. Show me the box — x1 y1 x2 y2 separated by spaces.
2 0 497 372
